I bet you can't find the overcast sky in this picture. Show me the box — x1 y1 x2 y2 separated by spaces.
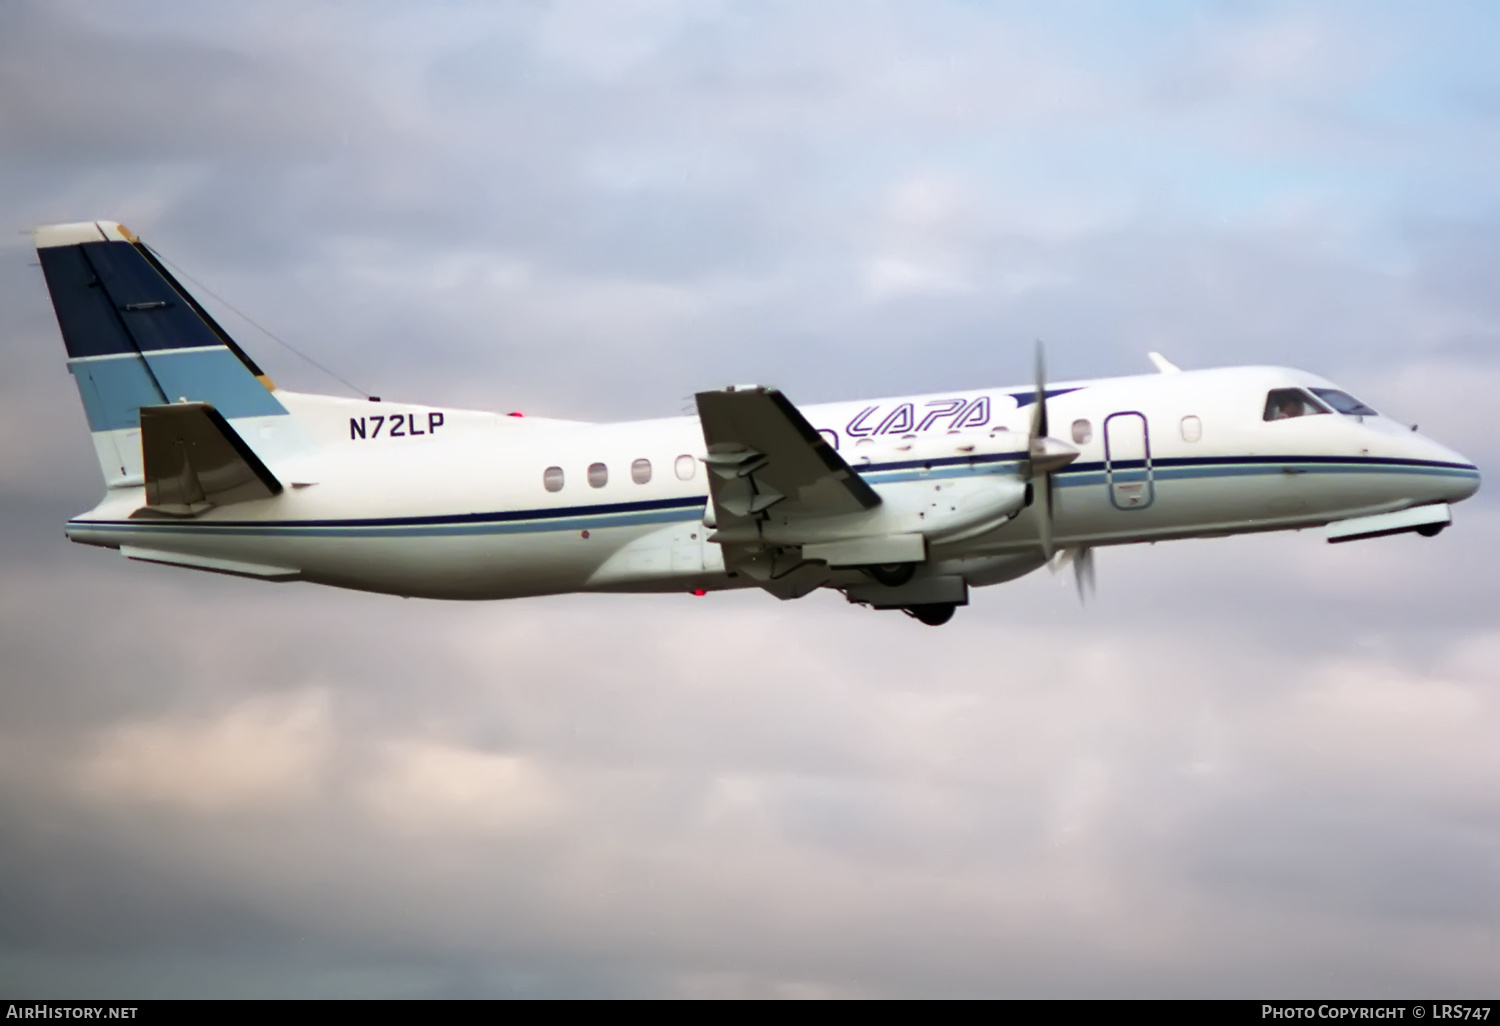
1 0 1497 998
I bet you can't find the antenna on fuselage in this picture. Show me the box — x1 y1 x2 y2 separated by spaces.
1148 352 1182 374
143 243 374 400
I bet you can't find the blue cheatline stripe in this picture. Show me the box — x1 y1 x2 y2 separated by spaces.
69 349 286 431
1089 454 1477 471
68 454 1477 539
73 496 711 538
856 450 1475 476
79 507 700 539
1056 460 1479 489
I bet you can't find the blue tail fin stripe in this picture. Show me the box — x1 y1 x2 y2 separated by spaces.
67 349 286 432
40 239 269 368
40 235 289 432
38 245 135 360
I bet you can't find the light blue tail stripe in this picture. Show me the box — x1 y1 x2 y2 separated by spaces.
69 349 286 432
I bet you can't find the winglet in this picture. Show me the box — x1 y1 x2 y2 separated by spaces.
1147 352 1181 374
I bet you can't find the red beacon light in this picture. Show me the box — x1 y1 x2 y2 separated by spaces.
507 411 524 418
692 588 706 597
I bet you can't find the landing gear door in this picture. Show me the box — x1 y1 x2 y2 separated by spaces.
1104 411 1154 510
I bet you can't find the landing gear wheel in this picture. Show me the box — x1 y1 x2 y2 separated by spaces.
866 563 916 587
904 603 956 626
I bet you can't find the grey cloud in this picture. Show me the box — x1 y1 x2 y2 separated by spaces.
0 3 368 166
2 505 1498 995
3 0 1499 999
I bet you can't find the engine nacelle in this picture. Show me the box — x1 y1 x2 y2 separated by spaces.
752 472 1028 567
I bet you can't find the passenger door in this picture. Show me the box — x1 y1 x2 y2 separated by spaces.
1104 412 1154 510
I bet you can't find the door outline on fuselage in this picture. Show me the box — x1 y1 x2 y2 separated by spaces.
1104 411 1154 511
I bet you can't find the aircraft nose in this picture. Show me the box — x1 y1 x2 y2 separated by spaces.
1417 435 1481 503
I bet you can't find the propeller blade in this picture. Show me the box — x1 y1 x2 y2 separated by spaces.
1037 474 1054 560
1031 339 1048 441
1073 546 1096 602
1029 339 1056 560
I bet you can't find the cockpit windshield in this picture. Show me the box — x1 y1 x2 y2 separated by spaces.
1263 388 1330 421
1309 388 1378 416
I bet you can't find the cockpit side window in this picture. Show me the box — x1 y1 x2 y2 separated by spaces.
1264 388 1330 421
1309 388 1378 416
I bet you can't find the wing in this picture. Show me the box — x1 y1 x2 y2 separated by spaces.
135 402 283 517
695 386 879 521
694 386 878 600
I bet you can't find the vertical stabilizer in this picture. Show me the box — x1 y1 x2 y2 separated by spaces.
34 221 295 488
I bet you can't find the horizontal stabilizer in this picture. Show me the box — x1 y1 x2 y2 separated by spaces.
136 402 282 516
1326 503 1450 543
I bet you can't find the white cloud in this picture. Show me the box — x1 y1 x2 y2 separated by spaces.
358 740 562 837
73 689 333 814
864 254 972 299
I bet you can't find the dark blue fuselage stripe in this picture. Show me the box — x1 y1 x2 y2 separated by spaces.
859 451 1473 475
77 495 708 531
1071 454 1476 472
69 453 1476 536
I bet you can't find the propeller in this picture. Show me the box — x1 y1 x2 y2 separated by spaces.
1025 340 1080 561
1049 546 1096 602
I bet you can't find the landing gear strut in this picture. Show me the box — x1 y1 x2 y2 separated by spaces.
903 603 956 626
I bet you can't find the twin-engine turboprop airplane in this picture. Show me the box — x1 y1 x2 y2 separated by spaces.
35 221 1481 625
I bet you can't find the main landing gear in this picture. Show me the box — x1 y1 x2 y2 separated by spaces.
855 564 958 626
903 603 956 627
864 563 917 587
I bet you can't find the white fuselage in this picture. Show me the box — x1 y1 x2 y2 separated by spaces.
66 365 1480 601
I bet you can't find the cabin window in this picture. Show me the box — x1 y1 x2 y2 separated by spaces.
1181 415 1202 442
631 458 652 484
587 462 608 488
1264 388 1329 421
674 454 696 481
1309 388 1378 416
543 466 565 492
1071 419 1092 444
